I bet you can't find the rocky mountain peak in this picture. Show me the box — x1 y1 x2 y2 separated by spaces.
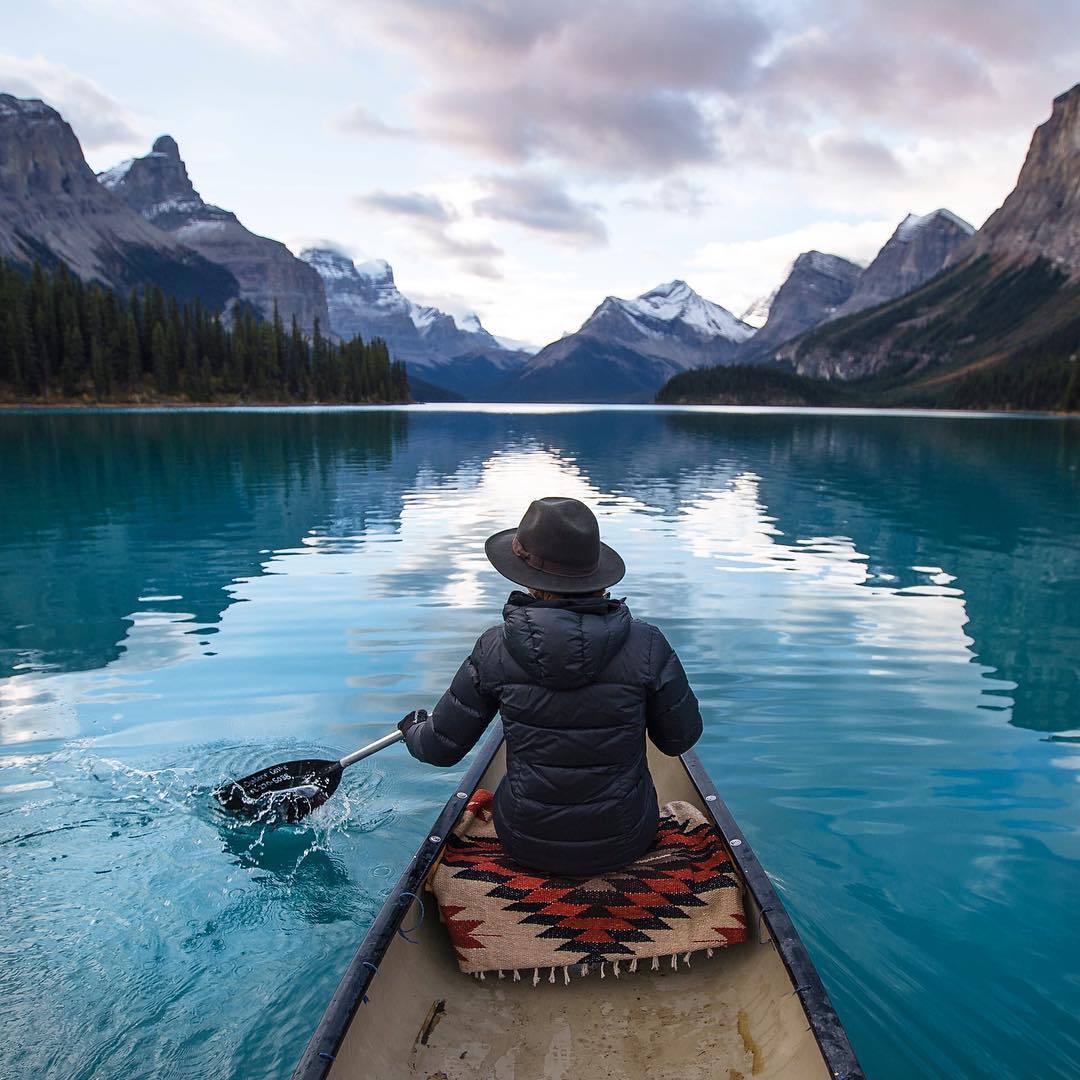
794 250 861 276
0 93 99 200
299 246 510 378
612 280 754 342
830 208 974 320
0 93 238 307
969 82 1080 273
642 279 691 300
298 246 362 281
736 249 862 363
101 138 328 333
97 137 201 224
355 258 394 283
151 134 180 158
895 208 974 242
0 94 57 120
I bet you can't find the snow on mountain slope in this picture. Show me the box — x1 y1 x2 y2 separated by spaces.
621 280 757 342
501 279 754 402
301 246 508 351
300 246 530 397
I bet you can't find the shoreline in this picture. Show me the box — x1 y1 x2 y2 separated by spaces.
1 399 1075 419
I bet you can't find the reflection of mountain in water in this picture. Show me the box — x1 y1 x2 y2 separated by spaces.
661 413 1080 733
0 411 407 676
1 408 1075 734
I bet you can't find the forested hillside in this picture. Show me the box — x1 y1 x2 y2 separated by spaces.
657 364 853 407
0 259 410 404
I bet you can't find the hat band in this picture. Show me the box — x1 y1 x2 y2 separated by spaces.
511 534 599 578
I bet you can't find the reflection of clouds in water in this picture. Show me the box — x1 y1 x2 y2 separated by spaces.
666 472 1008 714
380 448 653 609
2 446 1013 748
0 675 80 744
0 608 205 743
1052 752 1080 779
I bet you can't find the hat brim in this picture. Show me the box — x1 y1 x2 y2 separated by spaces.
484 528 626 594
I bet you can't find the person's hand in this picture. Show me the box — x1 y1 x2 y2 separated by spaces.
398 709 428 736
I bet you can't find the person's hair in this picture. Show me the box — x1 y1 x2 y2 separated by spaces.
529 588 608 600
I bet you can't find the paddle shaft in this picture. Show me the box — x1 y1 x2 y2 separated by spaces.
338 729 404 770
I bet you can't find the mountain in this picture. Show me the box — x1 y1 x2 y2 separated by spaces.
965 86 1080 270
828 209 974 320
777 83 1080 405
101 136 328 334
0 94 238 307
736 214 971 366
503 280 755 402
299 247 527 397
737 251 862 364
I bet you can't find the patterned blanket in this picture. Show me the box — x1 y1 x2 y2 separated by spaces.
429 789 746 979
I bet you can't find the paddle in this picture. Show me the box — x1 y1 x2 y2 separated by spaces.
213 728 405 824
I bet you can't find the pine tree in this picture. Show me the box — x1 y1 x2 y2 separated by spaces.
124 314 141 392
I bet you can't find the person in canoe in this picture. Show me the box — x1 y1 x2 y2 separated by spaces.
398 496 702 875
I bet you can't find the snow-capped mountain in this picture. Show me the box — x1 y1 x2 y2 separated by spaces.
609 278 760 341
100 136 328 334
300 247 529 398
501 280 755 402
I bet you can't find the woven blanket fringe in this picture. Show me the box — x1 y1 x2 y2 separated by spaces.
468 949 718 985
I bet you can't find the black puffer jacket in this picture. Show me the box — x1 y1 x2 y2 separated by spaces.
404 591 702 874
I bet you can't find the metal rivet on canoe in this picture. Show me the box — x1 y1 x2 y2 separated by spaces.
705 795 717 802
731 838 743 846
456 792 468 798
429 835 441 843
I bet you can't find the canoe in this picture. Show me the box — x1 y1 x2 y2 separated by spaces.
293 728 864 1079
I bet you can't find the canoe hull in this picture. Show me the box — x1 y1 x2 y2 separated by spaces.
294 729 863 1079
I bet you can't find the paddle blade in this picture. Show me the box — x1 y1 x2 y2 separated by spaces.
213 757 343 824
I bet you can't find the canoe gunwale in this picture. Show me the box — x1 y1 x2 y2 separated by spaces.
292 726 505 1080
679 749 865 1080
292 729 864 1080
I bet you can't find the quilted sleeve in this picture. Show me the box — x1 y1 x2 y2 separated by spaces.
645 626 702 756
405 632 500 767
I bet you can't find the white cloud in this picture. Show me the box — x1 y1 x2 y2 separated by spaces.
0 52 143 153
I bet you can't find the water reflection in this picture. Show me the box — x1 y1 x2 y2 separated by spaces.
1 407 1079 1080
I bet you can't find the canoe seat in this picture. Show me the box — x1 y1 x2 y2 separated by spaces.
428 788 746 981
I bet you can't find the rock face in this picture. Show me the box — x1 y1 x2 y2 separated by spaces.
299 247 527 397
102 136 328 333
505 280 755 402
777 84 1080 387
965 83 1080 273
737 252 862 364
829 209 974 320
0 95 238 307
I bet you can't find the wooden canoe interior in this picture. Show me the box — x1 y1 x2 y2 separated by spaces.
326 744 831 1079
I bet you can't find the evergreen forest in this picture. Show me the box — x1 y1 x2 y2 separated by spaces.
0 259 410 404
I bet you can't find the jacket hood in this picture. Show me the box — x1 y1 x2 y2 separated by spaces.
501 590 632 690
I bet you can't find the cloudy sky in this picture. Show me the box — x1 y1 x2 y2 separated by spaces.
3 1 1077 345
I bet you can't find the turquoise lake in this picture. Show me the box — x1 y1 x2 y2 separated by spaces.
1 405 1078 1079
